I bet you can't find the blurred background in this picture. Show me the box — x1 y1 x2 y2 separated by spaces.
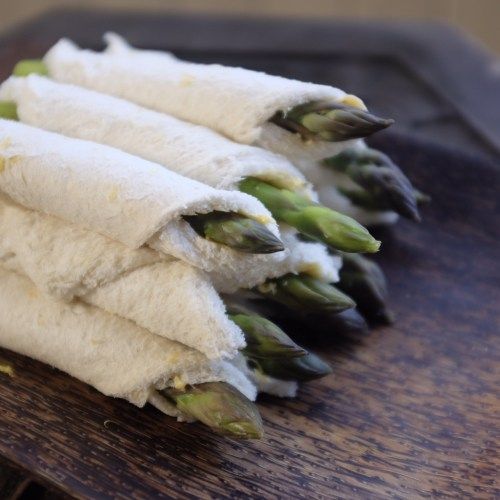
1 0 499 55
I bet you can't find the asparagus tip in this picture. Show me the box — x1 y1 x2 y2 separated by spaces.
325 148 422 221
295 352 333 381
377 307 395 325
184 211 284 255
275 101 394 141
414 189 431 205
165 382 263 439
257 274 356 314
363 238 381 254
228 310 307 359
222 421 264 439
409 207 421 223
392 186 421 222
334 308 370 335
251 352 332 382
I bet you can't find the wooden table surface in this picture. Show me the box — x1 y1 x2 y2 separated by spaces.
0 11 499 499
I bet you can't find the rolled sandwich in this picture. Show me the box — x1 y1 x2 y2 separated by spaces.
0 267 264 438
31 34 418 225
0 75 380 253
0 119 286 292
42 34 391 147
0 194 326 395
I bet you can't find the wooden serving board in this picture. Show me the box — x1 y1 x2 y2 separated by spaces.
0 11 499 499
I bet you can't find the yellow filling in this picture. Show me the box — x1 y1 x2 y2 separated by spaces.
172 375 186 391
341 94 367 111
299 263 322 279
253 214 273 225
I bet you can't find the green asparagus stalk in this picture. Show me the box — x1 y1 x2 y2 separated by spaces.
271 100 393 142
239 177 380 253
248 352 332 382
324 148 420 221
256 273 355 313
337 253 393 324
234 296 369 337
225 301 332 381
184 211 284 254
13 59 48 77
0 101 18 121
227 308 306 359
319 308 369 335
163 382 263 439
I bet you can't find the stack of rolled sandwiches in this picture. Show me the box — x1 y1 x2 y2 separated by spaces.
0 34 424 439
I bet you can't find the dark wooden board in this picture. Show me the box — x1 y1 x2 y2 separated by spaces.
0 11 499 499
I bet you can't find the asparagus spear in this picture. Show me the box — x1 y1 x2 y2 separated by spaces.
271 100 393 142
13 59 48 76
248 352 332 382
225 299 333 381
324 148 420 221
325 308 369 335
337 253 393 324
256 273 355 313
227 309 306 359
163 382 263 439
229 310 333 381
184 211 284 254
239 177 380 253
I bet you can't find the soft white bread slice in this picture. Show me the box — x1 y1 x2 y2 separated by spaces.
0 194 244 360
0 119 287 290
44 34 347 146
0 267 256 417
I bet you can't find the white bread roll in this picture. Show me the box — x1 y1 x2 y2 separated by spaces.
45 34 347 146
0 119 287 290
0 267 256 418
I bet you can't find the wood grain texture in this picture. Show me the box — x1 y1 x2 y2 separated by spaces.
0 12 499 499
